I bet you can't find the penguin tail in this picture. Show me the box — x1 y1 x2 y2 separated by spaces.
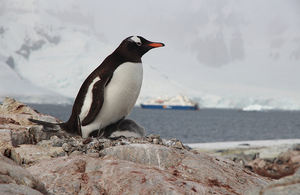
28 118 65 132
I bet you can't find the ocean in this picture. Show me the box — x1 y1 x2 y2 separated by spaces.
28 104 300 143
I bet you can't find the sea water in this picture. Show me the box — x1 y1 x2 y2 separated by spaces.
28 104 300 143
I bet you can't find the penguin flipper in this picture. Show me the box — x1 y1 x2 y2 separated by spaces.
81 79 105 126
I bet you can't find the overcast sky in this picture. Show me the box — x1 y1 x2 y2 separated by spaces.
50 0 300 99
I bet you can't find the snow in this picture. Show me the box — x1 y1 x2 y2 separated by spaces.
242 104 265 112
0 1 300 110
0 61 70 104
141 94 197 107
186 139 300 150
0 0 112 103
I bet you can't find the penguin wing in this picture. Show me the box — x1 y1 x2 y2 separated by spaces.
81 78 107 126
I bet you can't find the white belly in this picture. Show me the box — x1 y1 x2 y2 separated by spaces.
81 62 143 138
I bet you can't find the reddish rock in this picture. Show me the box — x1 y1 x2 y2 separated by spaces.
27 144 271 195
0 97 62 154
247 167 300 195
10 144 66 165
0 129 12 155
245 150 300 179
0 97 62 125
0 153 48 194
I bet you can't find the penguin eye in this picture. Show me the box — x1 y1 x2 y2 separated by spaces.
136 42 142 46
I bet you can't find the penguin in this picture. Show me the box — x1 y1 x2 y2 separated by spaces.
29 36 164 138
97 118 146 138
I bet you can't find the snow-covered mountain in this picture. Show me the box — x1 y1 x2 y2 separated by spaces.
0 60 70 104
0 0 300 110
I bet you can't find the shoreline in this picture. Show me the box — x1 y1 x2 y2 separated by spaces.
186 139 300 165
186 138 300 150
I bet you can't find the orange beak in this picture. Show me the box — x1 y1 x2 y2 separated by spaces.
148 42 165 48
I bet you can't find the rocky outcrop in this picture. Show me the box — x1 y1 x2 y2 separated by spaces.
247 166 300 195
4 96 300 194
0 97 62 155
0 128 273 195
194 141 300 180
0 129 273 195
245 150 300 179
26 143 271 195
11 144 66 165
0 153 48 195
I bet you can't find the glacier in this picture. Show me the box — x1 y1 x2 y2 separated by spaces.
0 0 300 110
0 60 70 104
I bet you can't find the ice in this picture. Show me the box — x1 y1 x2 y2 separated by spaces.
242 104 265 111
186 139 300 150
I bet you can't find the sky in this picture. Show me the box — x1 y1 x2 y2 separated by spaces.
70 0 300 100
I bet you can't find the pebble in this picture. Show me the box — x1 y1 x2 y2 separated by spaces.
153 138 159 144
51 138 64 147
162 138 173 147
69 150 83 156
62 143 72 152
172 141 184 149
36 134 191 157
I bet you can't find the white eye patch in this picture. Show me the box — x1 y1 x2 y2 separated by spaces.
130 36 142 46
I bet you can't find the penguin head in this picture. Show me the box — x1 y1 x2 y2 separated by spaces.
116 36 165 62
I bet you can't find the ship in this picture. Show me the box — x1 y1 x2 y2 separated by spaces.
140 94 199 110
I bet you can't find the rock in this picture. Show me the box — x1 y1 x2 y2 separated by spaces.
293 143 300 151
245 150 300 179
10 144 66 165
28 125 52 144
11 128 33 146
192 140 300 179
278 150 300 163
0 129 13 155
27 144 271 195
0 97 38 116
0 127 36 156
257 144 295 161
99 144 184 167
152 138 159 144
62 142 73 152
247 167 300 195
1 97 292 194
225 153 257 166
0 183 44 195
0 114 33 127
0 153 48 194
50 135 64 147
146 134 160 141
171 139 184 149
161 137 173 147
0 97 63 154
0 97 60 124
69 150 83 156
